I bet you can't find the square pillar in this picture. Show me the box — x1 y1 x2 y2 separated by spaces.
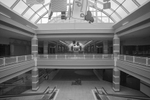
113 34 120 91
31 35 39 91
32 67 39 91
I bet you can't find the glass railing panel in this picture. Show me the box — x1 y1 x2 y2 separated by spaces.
18 56 25 62
126 55 133 62
103 54 113 59
57 54 65 59
85 54 93 59
38 55 47 59
95 54 103 59
0 58 4 66
5 57 16 65
66 54 74 59
26 55 32 60
76 54 84 59
135 57 146 65
48 55 56 59
37 54 114 60
148 58 150 66
119 55 124 60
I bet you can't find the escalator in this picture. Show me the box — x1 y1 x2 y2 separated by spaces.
0 86 57 100
94 87 150 100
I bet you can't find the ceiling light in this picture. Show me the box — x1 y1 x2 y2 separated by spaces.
0 12 11 19
122 21 129 26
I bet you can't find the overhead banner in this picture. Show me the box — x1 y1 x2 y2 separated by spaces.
26 0 45 4
51 0 67 12
72 0 88 19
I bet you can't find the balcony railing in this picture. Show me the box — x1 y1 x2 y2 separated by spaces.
118 55 150 66
1 54 149 67
0 55 33 67
37 54 114 60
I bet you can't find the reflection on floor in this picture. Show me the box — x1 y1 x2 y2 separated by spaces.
2 69 146 100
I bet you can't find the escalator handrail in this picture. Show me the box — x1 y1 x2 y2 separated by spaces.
95 87 150 100
0 86 55 98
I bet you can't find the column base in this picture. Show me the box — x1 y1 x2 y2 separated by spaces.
112 87 120 92
32 86 40 91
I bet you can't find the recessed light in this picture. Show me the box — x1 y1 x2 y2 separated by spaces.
122 21 129 26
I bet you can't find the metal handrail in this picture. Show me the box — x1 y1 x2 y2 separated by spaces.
95 87 150 100
0 55 33 67
0 86 54 98
118 55 150 66
38 54 113 60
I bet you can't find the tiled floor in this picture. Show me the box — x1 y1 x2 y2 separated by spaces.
2 69 147 100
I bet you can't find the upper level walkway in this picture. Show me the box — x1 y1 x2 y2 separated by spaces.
37 54 114 69
0 54 150 83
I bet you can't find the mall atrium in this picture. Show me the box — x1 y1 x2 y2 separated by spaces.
0 0 150 100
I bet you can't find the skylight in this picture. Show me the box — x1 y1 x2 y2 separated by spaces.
0 0 149 24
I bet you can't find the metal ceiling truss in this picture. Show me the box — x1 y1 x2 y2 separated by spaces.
6 0 144 24
132 0 141 7
112 0 130 14
10 0 20 9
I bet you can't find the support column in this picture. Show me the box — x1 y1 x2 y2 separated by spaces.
103 41 108 54
113 34 120 92
44 41 48 54
31 35 39 91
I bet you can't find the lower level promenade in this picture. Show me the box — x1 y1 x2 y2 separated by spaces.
3 69 146 100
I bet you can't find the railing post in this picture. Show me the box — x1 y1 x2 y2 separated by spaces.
124 55 126 61
102 54 104 59
112 54 114 59
56 55 57 59
65 55 66 59
133 56 135 63
46 55 48 59
3 58 6 66
16 56 18 63
146 57 148 66
93 55 95 59
25 55 27 61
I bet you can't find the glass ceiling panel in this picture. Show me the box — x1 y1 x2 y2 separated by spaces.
102 13 107 16
23 8 35 19
103 9 113 15
31 4 43 12
136 0 149 5
42 18 48 23
122 0 138 13
13 0 28 14
0 0 149 24
37 8 47 16
30 14 39 22
111 1 119 10
96 3 103 9
111 13 120 22
43 14 48 17
0 0 16 7
114 0 124 3
115 7 128 18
